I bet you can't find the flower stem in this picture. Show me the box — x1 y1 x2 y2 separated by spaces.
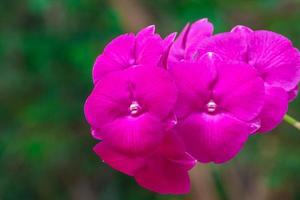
284 114 300 131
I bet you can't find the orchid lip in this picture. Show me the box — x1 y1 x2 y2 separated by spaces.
207 51 214 59
129 58 136 65
206 100 217 113
129 101 141 116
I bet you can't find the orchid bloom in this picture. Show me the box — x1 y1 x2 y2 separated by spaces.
170 52 265 163
84 19 300 194
84 66 196 193
85 66 177 155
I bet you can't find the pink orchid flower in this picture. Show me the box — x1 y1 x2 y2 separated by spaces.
85 64 195 194
196 26 300 132
170 52 265 163
84 20 300 194
85 66 177 155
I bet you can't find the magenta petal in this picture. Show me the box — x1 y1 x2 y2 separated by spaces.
188 18 213 38
101 113 164 155
158 131 196 170
258 86 288 133
197 32 247 62
94 142 146 176
136 35 164 66
288 85 299 102
84 71 131 129
133 131 195 194
214 62 265 121
129 67 177 119
167 23 190 63
174 23 190 50
135 25 164 67
169 18 213 62
170 55 217 118
160 32 177 68
178 113 255 163
248 31 300 91
135 155 191 194
136 25 155 39
92 34 135 82
185 18 214 60
163 32 177 49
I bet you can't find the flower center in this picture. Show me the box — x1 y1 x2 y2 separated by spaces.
129 101 141 116
129 58 136 65
206 100 217 113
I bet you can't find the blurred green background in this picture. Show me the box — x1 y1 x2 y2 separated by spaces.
1 0 300 199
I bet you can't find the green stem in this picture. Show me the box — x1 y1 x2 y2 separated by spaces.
284 114 300 131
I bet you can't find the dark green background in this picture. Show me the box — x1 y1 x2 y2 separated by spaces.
1 0 300 199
